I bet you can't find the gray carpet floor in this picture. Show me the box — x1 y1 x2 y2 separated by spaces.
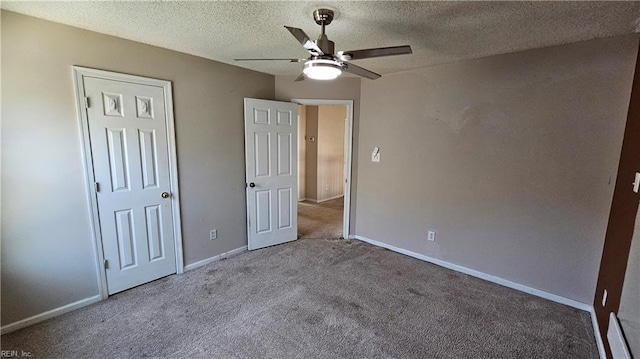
1 238 598 358
298 197 343 239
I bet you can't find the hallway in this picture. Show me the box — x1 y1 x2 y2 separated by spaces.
297 197 343 239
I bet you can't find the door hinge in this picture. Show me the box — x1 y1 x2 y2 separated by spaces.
104 259 109 269
84 97 90 109
94 182 100 193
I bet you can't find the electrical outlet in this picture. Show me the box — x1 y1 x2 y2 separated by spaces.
428 230 436 242
210 229 217 240
602 289 608 307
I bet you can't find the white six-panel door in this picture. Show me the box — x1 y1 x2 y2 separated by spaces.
84 76 177 294
244 98 298 250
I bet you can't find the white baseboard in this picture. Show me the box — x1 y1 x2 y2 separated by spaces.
352 235 591 311
183 246 247 272
2 247 248 335
353 234 608 358
1 294 101 335
300 195 344 204
317 195 344 203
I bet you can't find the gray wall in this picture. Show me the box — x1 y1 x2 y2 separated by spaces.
1 11 274 326
356 35 638 304
275 77 361 234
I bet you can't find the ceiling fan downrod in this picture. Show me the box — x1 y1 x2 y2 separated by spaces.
313 9 335 56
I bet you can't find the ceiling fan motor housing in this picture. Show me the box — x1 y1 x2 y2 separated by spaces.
315 34 335 55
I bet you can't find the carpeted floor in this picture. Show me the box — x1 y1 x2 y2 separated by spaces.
298 197 343 239
1 238 598 359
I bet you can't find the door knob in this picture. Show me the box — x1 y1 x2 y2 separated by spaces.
161 192 170 198
249 182 256 188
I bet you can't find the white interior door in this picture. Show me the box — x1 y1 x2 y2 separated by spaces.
84 76 177 294
244 98 298 250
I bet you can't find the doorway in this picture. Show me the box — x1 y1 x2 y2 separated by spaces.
293 99 353 240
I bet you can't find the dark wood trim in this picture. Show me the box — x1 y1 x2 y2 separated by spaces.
593 39 640 358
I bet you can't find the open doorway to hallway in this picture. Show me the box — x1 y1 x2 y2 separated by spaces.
297 104 348 239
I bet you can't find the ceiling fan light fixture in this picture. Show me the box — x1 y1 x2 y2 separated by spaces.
303 59 342 80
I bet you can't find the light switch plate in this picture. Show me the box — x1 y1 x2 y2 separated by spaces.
372 146 380 162
633 172 640 193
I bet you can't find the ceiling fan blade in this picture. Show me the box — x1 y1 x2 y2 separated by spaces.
341 62 381 80
234 58 304 62
284 26 324 56
338 45 412 61
294 73 306 82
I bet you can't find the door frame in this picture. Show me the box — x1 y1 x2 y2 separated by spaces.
72 66 184 300
291 99 354 239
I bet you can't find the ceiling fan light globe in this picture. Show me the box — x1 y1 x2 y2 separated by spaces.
303 59 342 80
304 67 341 80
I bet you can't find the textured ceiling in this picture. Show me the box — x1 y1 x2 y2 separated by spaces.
3 1 640 77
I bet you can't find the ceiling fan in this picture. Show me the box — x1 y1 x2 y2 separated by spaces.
235 9 412 81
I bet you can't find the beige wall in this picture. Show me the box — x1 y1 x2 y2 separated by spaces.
275 77 361 233
317 105 346 201
304 106 319 201
1 11 274 326
297 105 307 201
300 105 346 202
356 35 638 304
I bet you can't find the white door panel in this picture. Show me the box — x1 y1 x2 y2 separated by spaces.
244 98 298 250
84 77 176 294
